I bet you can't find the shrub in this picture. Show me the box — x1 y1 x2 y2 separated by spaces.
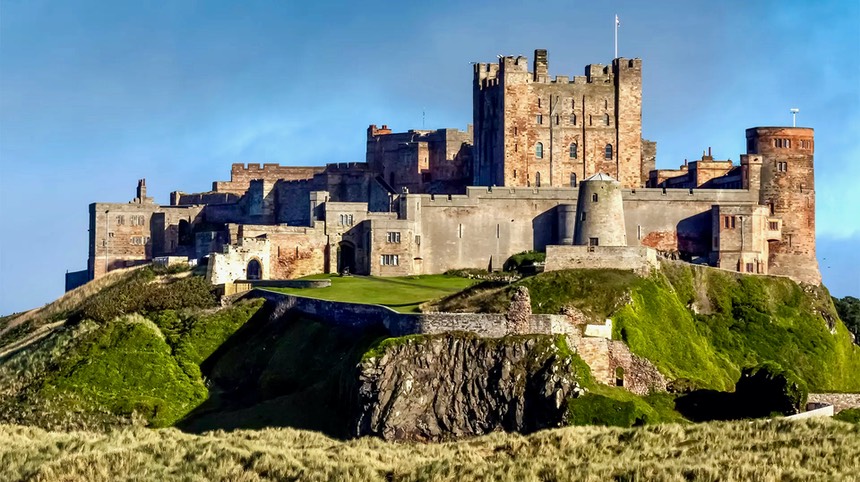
566 393 650 427
503 251 546 274
834 408 860 424
78 269 216 323
735 362 808 416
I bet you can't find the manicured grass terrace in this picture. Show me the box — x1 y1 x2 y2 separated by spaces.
268 274 478 313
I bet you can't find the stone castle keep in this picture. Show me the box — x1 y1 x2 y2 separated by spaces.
71 49 821 290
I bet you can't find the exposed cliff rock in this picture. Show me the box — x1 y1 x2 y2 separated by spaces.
354 334 584 441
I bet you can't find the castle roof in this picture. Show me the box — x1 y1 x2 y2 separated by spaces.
583 173 617 182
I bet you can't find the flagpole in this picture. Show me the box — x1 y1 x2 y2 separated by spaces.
614 14 618 59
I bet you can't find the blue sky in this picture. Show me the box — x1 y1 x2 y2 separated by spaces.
1 0 858 313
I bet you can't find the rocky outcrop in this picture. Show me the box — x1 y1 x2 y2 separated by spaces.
354 334 584 441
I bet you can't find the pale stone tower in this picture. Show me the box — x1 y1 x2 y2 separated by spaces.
573 173 627 246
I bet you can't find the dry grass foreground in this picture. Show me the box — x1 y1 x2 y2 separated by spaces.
1 419 856 482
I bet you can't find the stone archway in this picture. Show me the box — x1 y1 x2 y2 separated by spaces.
247 258 262 280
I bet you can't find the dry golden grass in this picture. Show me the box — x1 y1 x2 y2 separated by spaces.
1 418 855 481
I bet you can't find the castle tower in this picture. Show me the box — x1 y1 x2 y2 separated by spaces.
746 127 820 284
472 50 647 188
573 173 626 246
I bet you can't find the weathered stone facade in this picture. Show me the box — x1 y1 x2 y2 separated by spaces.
76 50 820 290
473 51 650 188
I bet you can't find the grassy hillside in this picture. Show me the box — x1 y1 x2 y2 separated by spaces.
0 267 267 429
433 263 860 392
2 419 857 482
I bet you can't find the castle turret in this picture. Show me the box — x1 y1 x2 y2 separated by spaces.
573 173 626 246
746 126 820 284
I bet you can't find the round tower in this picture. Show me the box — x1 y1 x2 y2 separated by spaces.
573 173 627 246
745 126 820 284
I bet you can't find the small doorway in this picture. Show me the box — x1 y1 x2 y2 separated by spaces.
338 241 356 275
247 259 262 280
615 367 625 387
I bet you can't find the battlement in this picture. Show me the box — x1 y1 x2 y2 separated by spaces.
474 50 641 89
325 162 370 172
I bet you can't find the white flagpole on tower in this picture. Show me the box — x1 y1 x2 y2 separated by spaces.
615 14 620 59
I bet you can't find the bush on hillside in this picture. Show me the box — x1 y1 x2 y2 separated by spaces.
78 269 216 323
503 251 546 274
676 362 807 421
566 393 650 427
834 408 860 424
833 296 860 344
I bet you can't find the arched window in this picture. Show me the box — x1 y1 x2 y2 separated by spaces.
592 193 598 202
605 144 613 159
570 173 577 187
569 142 578 159
604 114 610 126
535 142 544 159
535 172 541 187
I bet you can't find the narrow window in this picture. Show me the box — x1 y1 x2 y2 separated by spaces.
387 232 401 243
570 114 577 125
604 99 609 109
724 216 730 229
580 212 586 221
513 126 518 136
537 98 542 108
536 172 541 187
746 262 754 273
571 99 575 109
731 216 736 229
536 114 543 124
604 144 613 159
570 142 578 159
458 224 463 239
769 221 779 230
589 237 599 247
535 142 544 159
496 224 500 239
555 115 560 125
570 173 577 187
589 115 593 126
604 114 610 126
513 169 518 179
592 193 598 202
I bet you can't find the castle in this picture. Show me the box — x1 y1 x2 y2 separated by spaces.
69 50 820 291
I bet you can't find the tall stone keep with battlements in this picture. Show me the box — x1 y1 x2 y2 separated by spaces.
472 49 649 189
746 127 820 283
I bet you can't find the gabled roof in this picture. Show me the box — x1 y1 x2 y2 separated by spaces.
583 172 617 182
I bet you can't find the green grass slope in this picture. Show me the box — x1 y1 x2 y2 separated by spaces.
437 264 860 392
270 274 477 312
0 268 267 429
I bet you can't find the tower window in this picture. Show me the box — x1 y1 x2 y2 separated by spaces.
592 193 598 202
536 142 544 159
604 114 610 126
777 161 788 172
570 142 578 158
604 99 608 109
604 144 613 159
570 114 577 125
570 173 577 187
536 172 541 187
580 212 586 221
537 98 542 108
536 114 543 125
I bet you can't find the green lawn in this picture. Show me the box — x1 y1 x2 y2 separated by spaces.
268 275 477 313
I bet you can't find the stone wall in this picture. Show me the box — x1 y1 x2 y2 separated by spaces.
247 289 574 338
808 393 860 413
213 163 325 195
543 245 658 274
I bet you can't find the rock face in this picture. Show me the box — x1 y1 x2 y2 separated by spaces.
353 334 583 441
